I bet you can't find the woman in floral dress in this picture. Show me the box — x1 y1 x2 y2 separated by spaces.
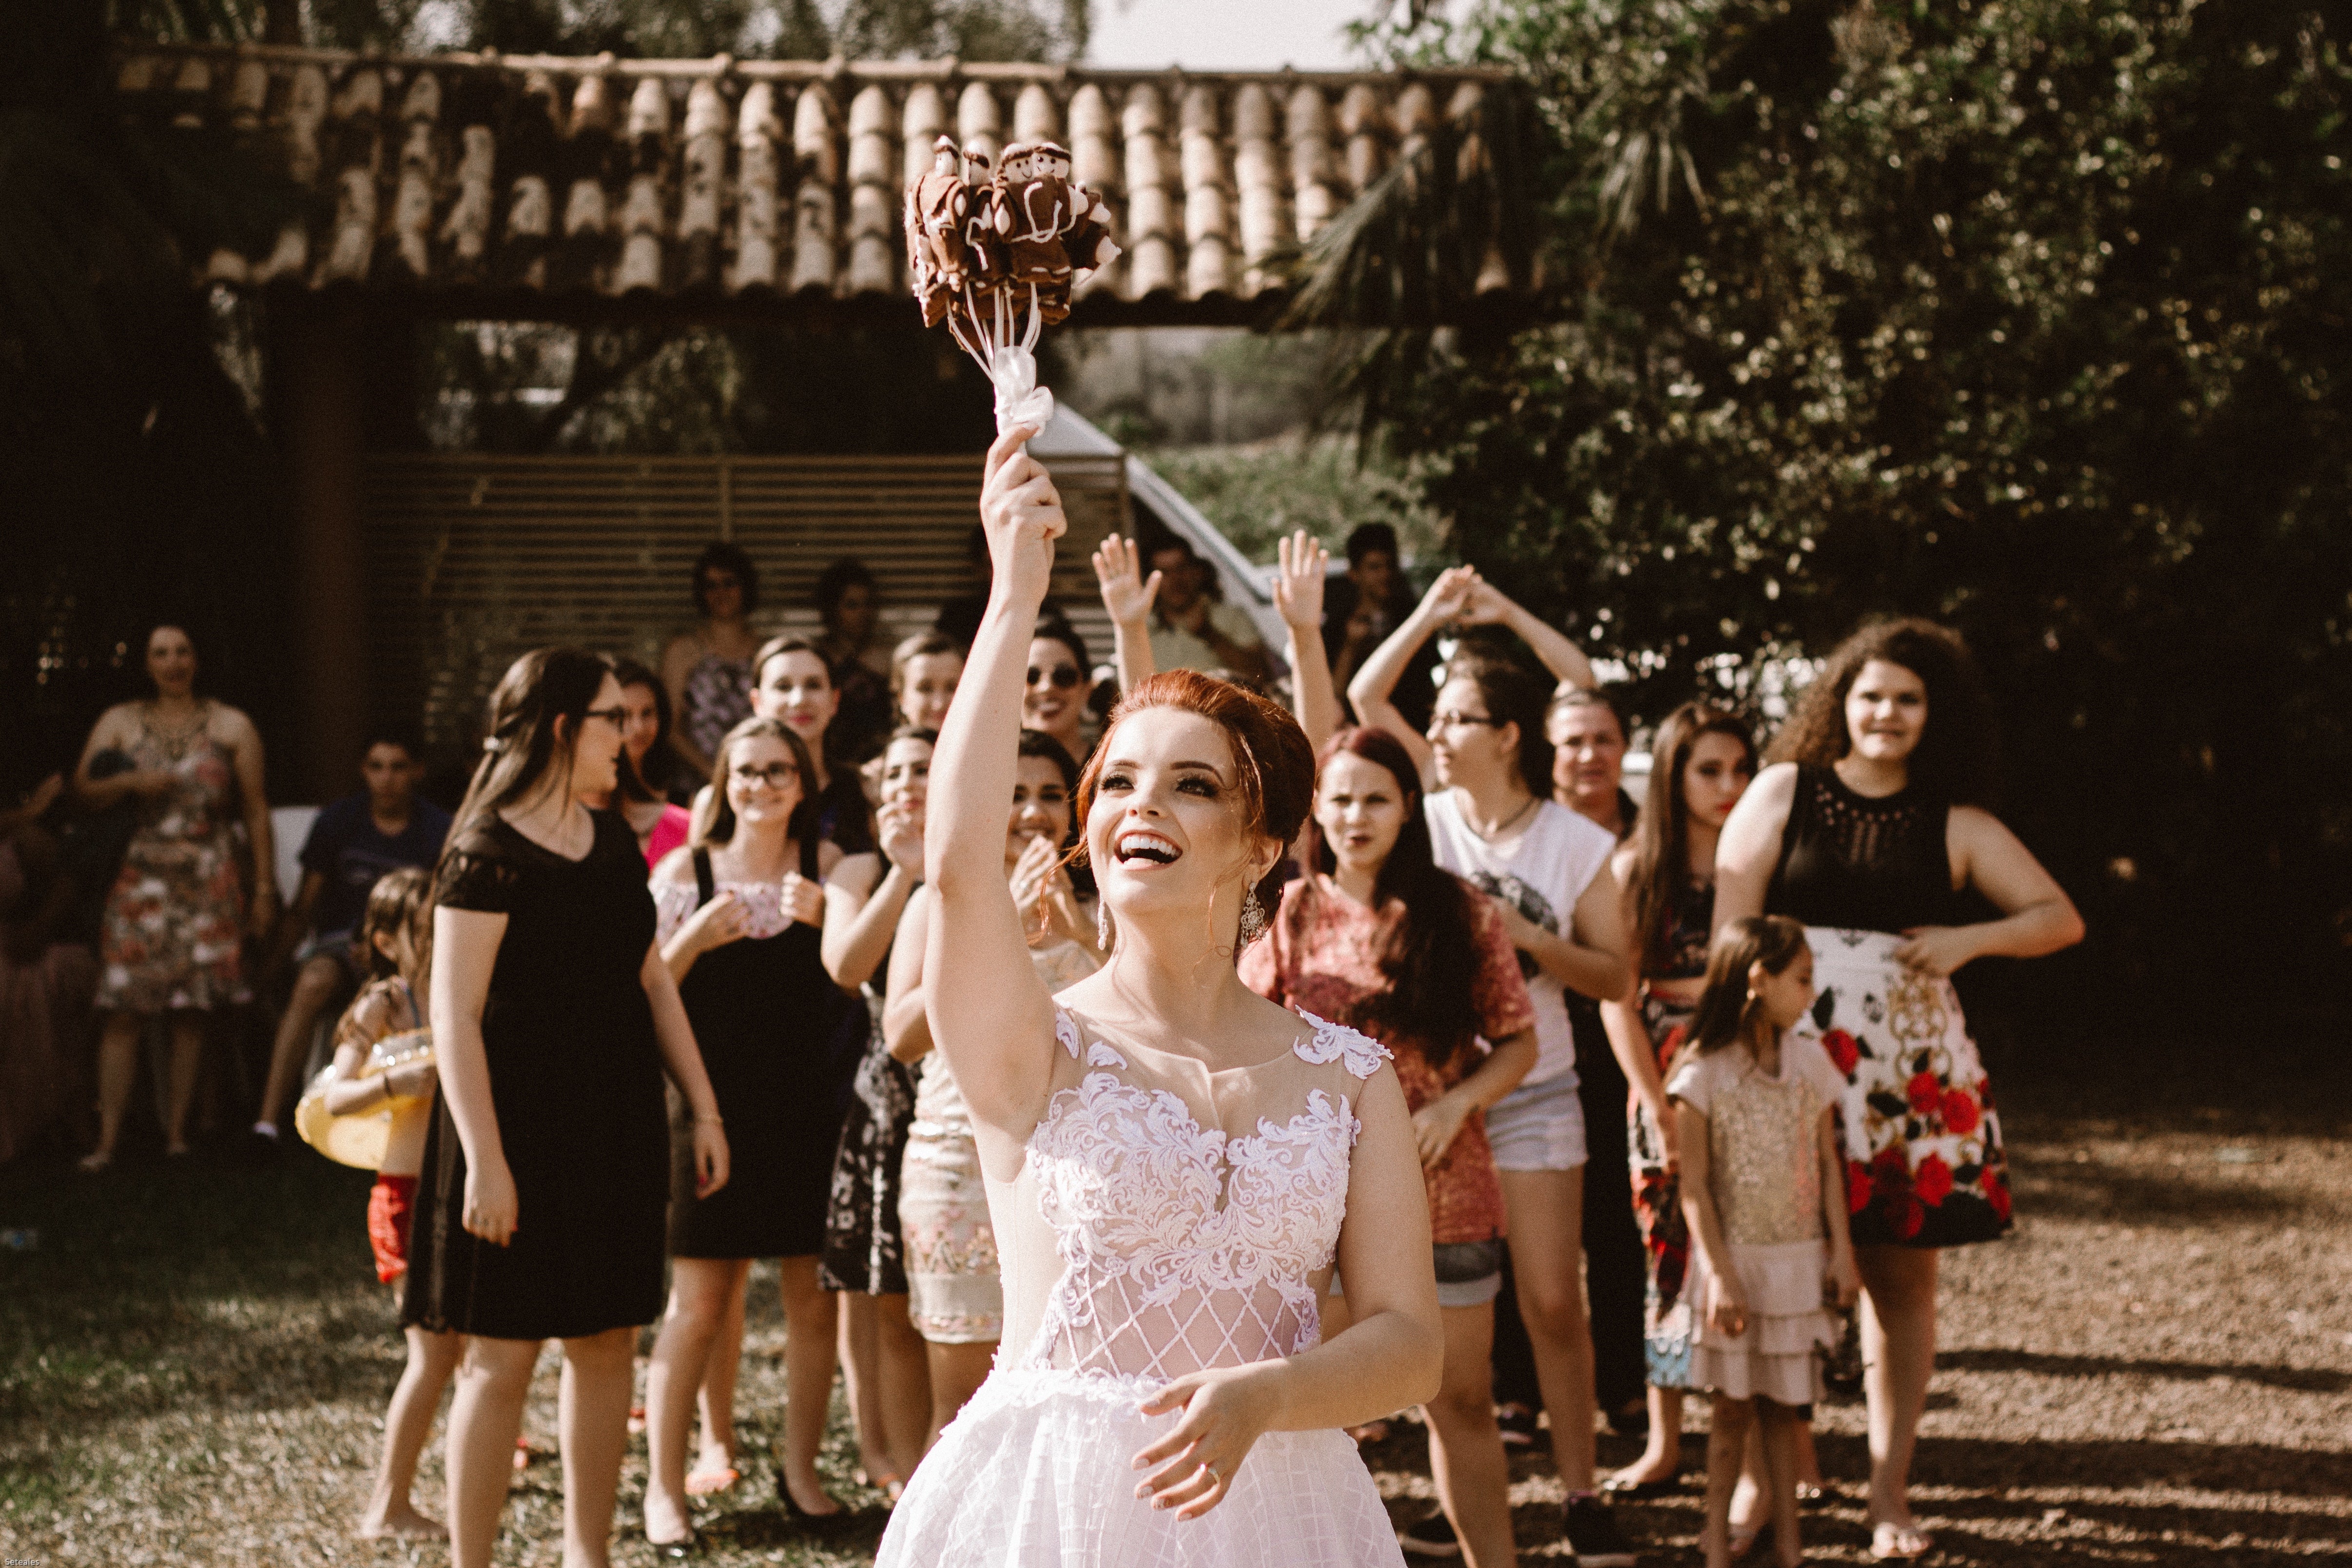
73 624 275 1170
1715 619 2082 1561
1599 702 1755 1494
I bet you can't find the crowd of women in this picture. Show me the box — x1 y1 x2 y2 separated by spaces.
2 435 2083 1568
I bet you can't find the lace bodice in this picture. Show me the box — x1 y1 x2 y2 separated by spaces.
1010 1007 1389 1384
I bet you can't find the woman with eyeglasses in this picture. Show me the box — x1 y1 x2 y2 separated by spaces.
581 658 691 867
639 715 920 1544
662 543 762 791
1349 569 1643 1566
404 648 728 1568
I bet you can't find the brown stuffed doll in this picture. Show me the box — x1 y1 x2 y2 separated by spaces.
904 135 971 328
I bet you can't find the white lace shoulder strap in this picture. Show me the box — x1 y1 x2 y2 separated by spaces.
1053 1005 1129 1069
1291 1009 1390 1080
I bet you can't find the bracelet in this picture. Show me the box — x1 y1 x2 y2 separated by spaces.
693 1111 723 1126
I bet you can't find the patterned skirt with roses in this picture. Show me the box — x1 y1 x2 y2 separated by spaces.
1795 928 2013 1250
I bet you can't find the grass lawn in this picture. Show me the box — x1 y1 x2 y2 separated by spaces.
4 1084 2349 1565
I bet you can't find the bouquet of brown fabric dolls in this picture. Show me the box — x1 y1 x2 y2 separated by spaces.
905 135 1121 433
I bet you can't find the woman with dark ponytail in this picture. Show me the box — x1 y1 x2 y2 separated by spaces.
404 647 730 1568
1242 726 1540 1567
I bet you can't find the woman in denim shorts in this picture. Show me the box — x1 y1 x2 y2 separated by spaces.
1243 726 1539 1567
1349 570 1639 1564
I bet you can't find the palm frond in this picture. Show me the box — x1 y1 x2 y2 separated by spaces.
1282 78 1539 332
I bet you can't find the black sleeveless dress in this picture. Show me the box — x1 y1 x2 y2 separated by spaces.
667 840 857 1259
1767 767 2011 1248
404 811 668 1339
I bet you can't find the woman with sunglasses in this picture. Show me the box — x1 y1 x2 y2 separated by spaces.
1021 620 1096 766
640 715 919 1544
883 728 1100 1451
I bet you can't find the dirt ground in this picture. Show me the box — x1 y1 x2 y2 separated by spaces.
2 1099 2346 1567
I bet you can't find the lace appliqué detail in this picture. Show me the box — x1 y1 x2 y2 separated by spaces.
1054 1007 1085 1061
652 877 809 946
435 846 521 913
1020 1022 1365 1384
1291 1008 1391 1080
1087 1041 1127 1068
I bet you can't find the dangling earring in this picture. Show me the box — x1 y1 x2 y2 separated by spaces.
1097 902 1115 951
1238 887 1267 947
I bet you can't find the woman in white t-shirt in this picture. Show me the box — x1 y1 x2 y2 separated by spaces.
1350 567 1638 1561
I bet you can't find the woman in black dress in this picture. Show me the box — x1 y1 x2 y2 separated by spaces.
1716 619 2081 1561
640 716 917 1543
405 647 728 1568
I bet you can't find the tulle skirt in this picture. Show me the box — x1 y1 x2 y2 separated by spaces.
1685 1238 1837 1407
877 1367 1405 1568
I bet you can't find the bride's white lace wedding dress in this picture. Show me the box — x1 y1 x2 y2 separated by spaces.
877 1005 1407 1566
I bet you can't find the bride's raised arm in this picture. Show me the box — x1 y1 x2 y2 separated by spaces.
924 424 1069 1141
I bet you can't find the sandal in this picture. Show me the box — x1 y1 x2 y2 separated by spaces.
77 1149 114 1174
1600 1466 1682 1499
685 1463 740 1497
1870 1521 1934 1561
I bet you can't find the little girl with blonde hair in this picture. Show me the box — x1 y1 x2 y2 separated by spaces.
1672 915 1859 1568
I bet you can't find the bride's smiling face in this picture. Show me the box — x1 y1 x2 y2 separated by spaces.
1086 706 1271 931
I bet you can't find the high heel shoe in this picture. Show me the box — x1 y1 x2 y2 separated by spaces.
641 1525 698 1560
776 1466 845 1528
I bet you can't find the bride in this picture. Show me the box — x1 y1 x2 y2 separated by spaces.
876 427 1444 1564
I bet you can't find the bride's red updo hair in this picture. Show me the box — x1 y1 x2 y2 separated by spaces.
1073 670 1316 862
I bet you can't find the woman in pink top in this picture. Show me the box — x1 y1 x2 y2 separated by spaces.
1241 726 1539 1567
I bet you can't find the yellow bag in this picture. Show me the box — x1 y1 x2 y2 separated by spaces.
294 1027 434 1171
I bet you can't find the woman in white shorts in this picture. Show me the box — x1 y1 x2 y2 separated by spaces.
1351 568 1638 1561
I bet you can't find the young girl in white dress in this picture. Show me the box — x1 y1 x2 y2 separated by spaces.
876 426 1444 1566
1671 916 1860 1568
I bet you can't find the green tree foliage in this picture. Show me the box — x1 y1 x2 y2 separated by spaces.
1330 2 2352 1012
295 0 1088 61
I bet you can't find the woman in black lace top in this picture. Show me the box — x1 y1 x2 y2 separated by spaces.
1716 620 2080 1562
405 647 730 1568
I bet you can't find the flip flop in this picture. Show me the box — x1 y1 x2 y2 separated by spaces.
1870 1521 1934 1561
685 1463 740 1497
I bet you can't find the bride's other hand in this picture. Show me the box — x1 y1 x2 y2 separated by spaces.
1131 1361 1290 1521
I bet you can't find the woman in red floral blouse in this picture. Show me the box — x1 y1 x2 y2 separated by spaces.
1241 727 1539 1568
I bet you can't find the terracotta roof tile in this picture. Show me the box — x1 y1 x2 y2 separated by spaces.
119 41 1525 321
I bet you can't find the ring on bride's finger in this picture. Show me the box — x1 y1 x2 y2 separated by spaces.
1199 1461 1219 1485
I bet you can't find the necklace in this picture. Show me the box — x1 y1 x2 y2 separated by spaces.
1461 790 1539 843
140 699 209 762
